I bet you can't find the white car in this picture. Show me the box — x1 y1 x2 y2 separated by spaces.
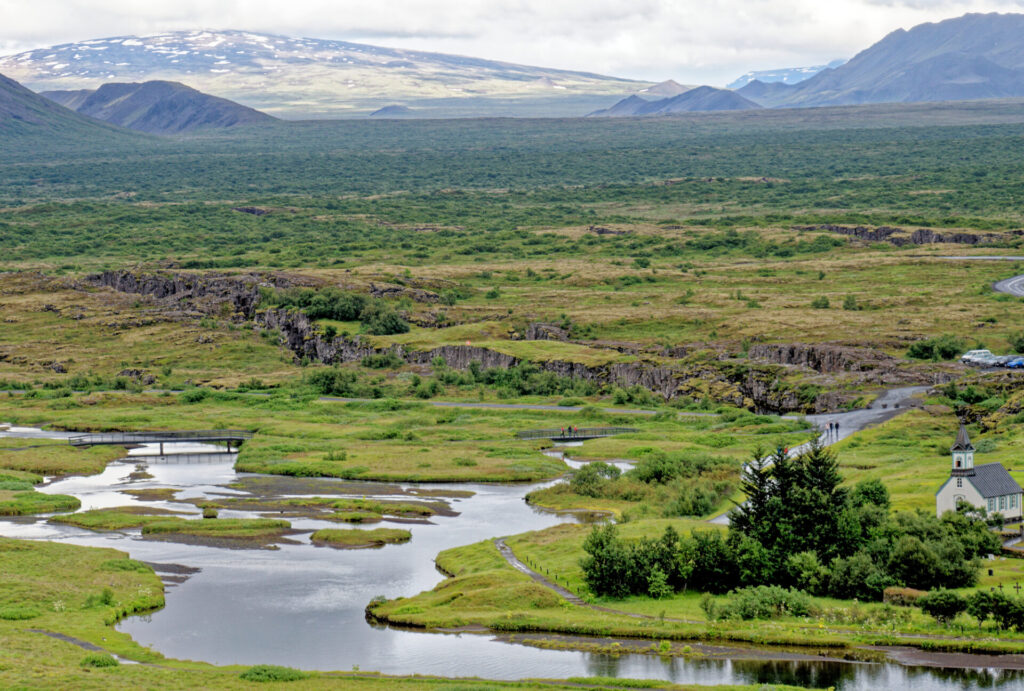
962 349 994 365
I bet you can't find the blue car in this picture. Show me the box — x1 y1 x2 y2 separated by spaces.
1007 357 1024 369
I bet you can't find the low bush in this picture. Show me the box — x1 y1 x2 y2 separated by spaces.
883 586 927 606
702 585 815 621
906 334 966 361
80 653 118 668
0 605 40 620
239 664 308 682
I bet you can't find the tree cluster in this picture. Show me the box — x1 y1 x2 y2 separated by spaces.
581 443 999 601
263 287 409 335
919 588 1024 631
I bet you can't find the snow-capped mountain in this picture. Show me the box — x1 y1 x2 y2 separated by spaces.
0 30 646 118
726 59 846 89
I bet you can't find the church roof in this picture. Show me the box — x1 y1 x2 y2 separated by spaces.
951 423 974 451
969 463 1023 498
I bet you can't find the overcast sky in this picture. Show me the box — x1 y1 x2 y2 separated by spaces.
2 0 1024 84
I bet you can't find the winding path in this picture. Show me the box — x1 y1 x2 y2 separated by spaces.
493 538 698 623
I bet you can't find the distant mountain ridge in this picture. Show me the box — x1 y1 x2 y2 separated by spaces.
588 86 760 117
739 12 1024 108
727 60 845 89
43 80 275 133
0 30 646 118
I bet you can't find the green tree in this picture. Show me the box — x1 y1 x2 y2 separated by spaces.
918 589 967 626
580 524 632 599
966 590 997 630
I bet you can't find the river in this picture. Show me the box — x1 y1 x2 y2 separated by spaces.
0 432 1020 689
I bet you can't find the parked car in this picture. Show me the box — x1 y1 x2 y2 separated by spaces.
993 355 1018 366
962 349 995 365
1007 357 1024 369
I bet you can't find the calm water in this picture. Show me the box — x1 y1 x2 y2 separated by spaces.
0 436 1021 689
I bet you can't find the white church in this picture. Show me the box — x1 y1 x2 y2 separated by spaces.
936 424 1023 520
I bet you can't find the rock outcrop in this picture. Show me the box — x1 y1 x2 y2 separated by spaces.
86 269 924 413
799 224 1017 246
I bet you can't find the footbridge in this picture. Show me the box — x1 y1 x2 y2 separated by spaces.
68 430 253 454
515 427 638 443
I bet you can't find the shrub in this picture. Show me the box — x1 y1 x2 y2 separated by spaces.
883 586 927 606
362 308 409 335
1009 330 1024 354
707 585 814 621
810 295 830 309
570 462 621 497
0 605 40 620
239 665 308 682
80 653 118 668
918 589 967 625
203 507 219 519
179 387 210 404
83 588 116 608
906 334 966 361
842 294 861 311
361 351 404 369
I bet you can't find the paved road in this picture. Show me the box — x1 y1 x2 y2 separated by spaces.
994 274 1024 297
932 256 1024 296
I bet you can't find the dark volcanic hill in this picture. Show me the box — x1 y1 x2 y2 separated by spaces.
743 12 1024 107
0 71 129 141
43 80 275 133
589 86 761 117
369 104 416 118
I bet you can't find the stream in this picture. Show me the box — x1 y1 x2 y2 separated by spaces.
0 430 1022 689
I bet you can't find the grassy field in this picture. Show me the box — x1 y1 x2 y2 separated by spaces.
0 390 813 483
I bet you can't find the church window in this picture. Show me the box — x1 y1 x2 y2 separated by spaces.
1012 495 1019 509
989 498 997 511
956 478 963 488
1000 496 1007 511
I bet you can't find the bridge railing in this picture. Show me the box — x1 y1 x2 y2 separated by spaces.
515 427 638 441
68 430 254 447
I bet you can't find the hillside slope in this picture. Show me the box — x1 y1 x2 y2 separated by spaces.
746 12 1024 107
43 80 275 133
0 30 646 118
0 71 133 145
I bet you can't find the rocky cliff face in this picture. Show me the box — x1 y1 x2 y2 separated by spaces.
87 269 296 319
749 343 898 373
800 224 1017 246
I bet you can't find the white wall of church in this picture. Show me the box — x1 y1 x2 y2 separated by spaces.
936 478 984 517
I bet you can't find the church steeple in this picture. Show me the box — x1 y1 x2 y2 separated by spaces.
951 423 975 476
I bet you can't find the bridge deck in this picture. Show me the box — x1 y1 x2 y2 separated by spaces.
68 430 253 447
515 426 638 442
